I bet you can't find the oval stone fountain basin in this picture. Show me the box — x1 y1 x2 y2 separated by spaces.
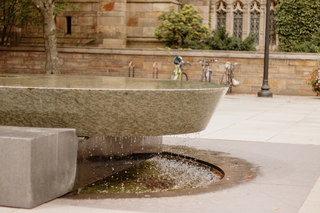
0 74 227 137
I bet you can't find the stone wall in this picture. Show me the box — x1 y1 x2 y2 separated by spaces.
0 46 318 96
19 0 100 47
4 0 280 50
16 0 178 48
126 0 179 48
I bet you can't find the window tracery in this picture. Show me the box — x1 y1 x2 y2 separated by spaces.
269 0 276 45
233 1 244 39
250 1 261 44
216 1 227 28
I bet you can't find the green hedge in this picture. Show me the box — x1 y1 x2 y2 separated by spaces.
183 26 257 51
275 0 320 52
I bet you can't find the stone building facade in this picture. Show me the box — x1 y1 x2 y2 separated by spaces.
6 0 277 50
210 0 277 51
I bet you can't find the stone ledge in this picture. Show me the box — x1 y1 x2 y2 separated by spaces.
127 0 179 4
1 46 320 60
127 37 161 42
64 0 99 2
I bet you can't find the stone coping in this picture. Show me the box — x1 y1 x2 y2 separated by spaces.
1 46 320 60
127 0 179 3
0 74 226 90
66 0 99 2
127 37 161 42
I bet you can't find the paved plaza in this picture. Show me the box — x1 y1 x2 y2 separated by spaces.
1 94 320 213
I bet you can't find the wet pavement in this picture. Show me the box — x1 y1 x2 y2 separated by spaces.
1 94 320 213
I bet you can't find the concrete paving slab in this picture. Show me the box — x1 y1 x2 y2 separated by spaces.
299 200 320 213
299 176 320 213
194 95 320 144
15 204 142 213
203 125 283 142
267 126 320 145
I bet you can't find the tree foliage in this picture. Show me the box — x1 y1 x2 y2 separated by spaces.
184 26 257 51
154 4 209 49
0 0 74 45
0 0 42 45
0 0 77 73
275 0 320 52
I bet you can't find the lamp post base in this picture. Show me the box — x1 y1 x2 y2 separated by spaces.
258 89 273 97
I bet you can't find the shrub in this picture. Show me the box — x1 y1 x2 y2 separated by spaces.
154 4 209 49
306 68 320 96
183 26 257 51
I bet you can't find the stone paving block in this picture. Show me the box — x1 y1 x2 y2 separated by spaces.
243 78 262 85
143 27 155 37
289 60 318 67
78 3 93 11
98 17 125 26
0 126 78 209
139 18 157 27
279 66 295 74
78 17 93 26
196 6 209 13
153 3 171 12
90 60 105 67
287 79 309 85
241 65 257 73
135 3 152 12
114 2 126 11
127 17 138 27
231 84 252 93
269 79 287 90
102 38 126 47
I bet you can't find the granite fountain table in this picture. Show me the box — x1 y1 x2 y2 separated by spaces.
0 74 227 137
0 74 228 208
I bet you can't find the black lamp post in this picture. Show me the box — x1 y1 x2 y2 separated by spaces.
258 0 273 97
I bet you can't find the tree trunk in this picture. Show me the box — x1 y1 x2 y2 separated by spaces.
5 18 14 45
1 26 8 45
42 5 60 74
1 6 6 45
31 0 60 74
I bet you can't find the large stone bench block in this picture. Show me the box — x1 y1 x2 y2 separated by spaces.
0 126 78 209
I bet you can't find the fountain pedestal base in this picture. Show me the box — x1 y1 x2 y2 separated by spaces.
0 126 78 208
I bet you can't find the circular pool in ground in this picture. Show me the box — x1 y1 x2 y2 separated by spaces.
77 153 223 194
64 145 258 199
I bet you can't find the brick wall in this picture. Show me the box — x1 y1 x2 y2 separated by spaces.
0 46 318 96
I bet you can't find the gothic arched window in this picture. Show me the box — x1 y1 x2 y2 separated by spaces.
233 1 244 39
216 1 227 28
250 1 261 44
269 1 276 45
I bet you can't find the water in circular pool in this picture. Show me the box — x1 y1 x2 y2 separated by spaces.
78 154 222 194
